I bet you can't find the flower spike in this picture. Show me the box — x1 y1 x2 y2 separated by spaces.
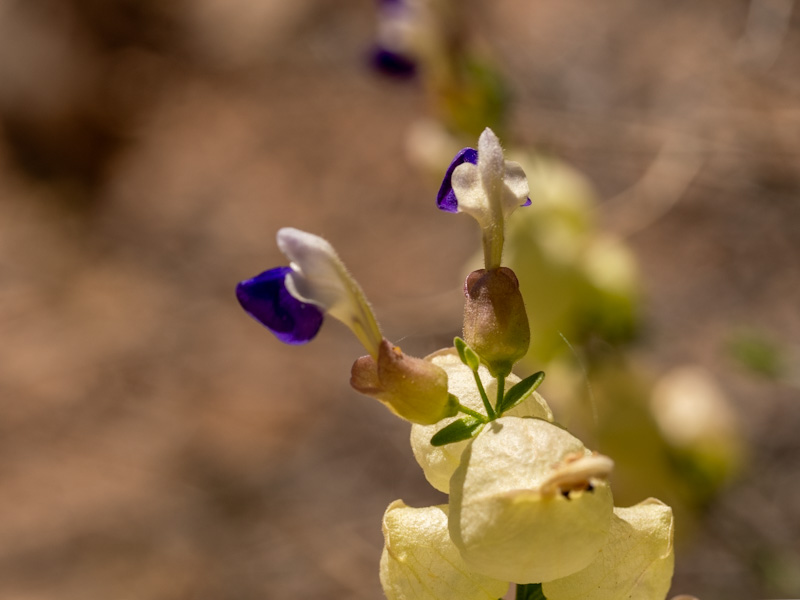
436 128 531 268
236 228 383 358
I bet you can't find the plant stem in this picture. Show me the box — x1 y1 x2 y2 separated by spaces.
496 375 505 413
515 583 546 600
471 370 496 420
457 404 487 422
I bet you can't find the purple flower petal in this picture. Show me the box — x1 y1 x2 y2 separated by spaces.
436 147 478 213
236 267 324 345
371 47 416 78
522 197 532 206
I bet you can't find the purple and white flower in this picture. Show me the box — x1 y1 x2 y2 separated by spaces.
436 128 531 268
236 228 383 357
371 0 419 77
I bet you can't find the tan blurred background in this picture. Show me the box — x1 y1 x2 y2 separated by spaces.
1 0 799 598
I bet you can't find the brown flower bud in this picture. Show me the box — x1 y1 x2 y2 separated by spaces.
463 267 530 377
350 339 457 425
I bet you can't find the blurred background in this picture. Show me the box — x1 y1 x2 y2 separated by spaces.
1 0 799 598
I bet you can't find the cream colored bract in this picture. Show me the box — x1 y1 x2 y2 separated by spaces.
410 349 553 493
448 417 614 583
380 501 509 600
543 499 675 600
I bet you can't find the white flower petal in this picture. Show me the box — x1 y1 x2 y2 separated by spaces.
451 162 490 227
502 160 530 214
278 228 345 309
477 128 505 198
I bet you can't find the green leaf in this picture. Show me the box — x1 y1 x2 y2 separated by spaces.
454 337 481 372
497 371 545 415
515 583 546 600
430 417 485 447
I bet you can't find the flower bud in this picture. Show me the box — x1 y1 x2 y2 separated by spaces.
410 348 553 493
380 500 509 600
351 339 457 425
449 417 614 583
463 267 530 377
543 498 674 600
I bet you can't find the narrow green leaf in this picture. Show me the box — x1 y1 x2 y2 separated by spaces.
497 371 545 415
454 336 481 372
430 417 484 447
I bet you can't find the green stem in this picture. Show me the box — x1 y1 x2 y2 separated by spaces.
515 583 546 600
495 375 505 413
457 404 487 422
471 370 496 420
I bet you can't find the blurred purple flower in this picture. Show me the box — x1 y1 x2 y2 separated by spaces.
371 47 417 78
371 0 418 78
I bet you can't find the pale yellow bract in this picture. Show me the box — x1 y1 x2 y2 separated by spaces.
380 501 509 600
543 499 675 600
448 417 614 583
410 349 553 493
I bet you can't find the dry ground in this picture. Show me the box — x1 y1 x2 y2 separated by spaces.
0 1 799 598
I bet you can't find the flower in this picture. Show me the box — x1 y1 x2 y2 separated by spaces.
371 0 419 77
409 348 553 493
237 228 455 425
236 228 383 358
436 128 531 268
372 47 417 77
448 416 614 583
380 500 509 600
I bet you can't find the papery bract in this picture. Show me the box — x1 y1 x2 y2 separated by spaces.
380 500 509 600
410 349 552 493
543 498 675 600
449 417 614 583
